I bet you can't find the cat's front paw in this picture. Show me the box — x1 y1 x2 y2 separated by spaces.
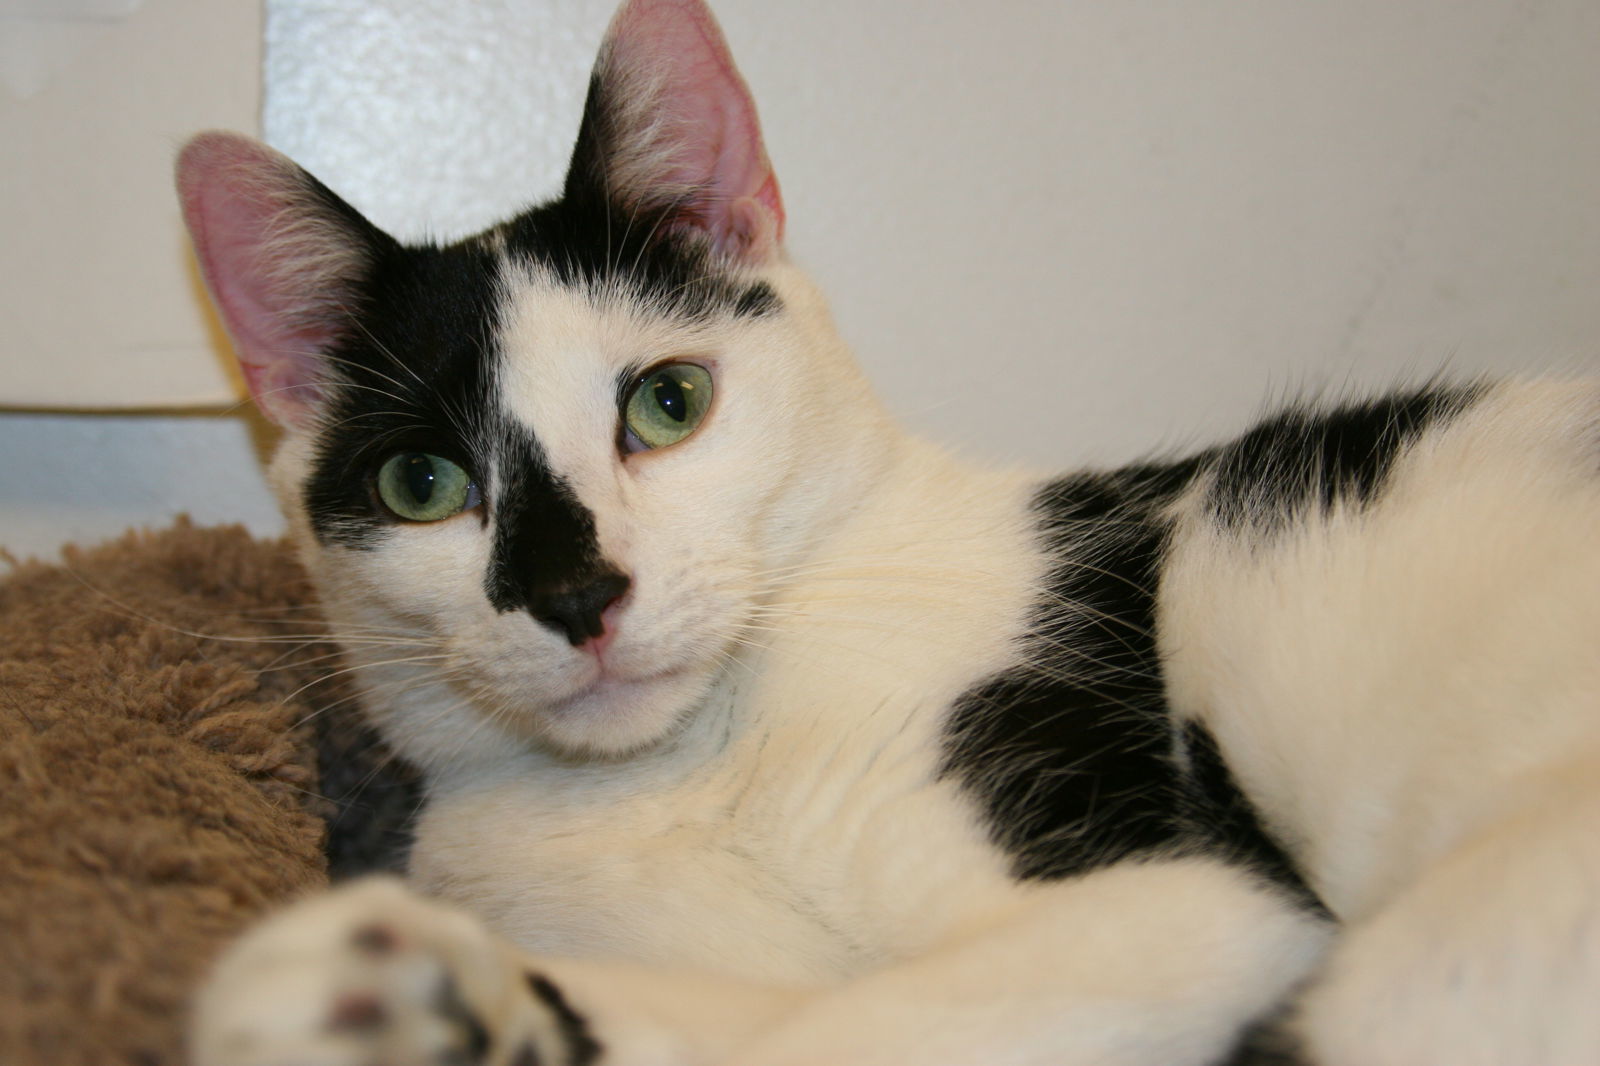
192 877 600 1066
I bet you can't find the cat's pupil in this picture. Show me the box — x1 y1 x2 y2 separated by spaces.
653 376 688 423
401 453 436 503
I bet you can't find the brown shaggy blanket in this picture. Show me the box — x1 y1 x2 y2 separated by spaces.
0 520 419 1066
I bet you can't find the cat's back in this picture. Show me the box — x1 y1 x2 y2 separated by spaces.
1159 378 1600 918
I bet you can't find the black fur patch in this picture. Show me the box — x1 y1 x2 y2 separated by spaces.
1180 723 1327 916
941 460 1208 881
433 972 491 1065
555 68 781 320
298 137 776 553
482 427 625 641
525 973 603 1066
495 191 780 322
943 388 1484 894
314 703 424 879
940 457 1324 907
302 223 504 550
1207 385 1485 531
287 209 636 631
1214 1009 1312 1066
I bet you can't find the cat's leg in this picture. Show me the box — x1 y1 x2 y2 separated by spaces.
1294 754 1600 1066
723 855 1328 1066
195 857 1326 1066
190 876 802 1066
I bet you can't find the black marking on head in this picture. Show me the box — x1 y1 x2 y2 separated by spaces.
298 170 773 552
301 226 503 550
524 972 603 1066
526 67 781 320
484 428 629 643
941 459 1320 907
1208 384 1486 531
530 569 632 646
494 186 779 322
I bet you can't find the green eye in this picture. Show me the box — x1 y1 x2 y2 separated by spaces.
375 452 477 522
623 363 714 451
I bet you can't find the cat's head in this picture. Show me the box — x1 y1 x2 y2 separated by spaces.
177 0 895 759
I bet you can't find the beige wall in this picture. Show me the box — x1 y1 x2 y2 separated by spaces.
4 0 1599 558
2 0 260 408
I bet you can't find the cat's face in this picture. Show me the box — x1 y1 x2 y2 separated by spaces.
179 0 893 757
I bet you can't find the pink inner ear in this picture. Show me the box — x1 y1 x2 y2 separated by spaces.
177 132 347 427
606 0 785 260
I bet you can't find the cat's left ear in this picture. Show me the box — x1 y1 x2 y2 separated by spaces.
176 132 394 428
564 0 784 264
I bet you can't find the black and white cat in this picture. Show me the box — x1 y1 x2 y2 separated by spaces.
178 1 1600 1063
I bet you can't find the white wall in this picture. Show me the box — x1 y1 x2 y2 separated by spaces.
4 0 1599 560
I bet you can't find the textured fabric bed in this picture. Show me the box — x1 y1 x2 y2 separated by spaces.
0 520 418 1066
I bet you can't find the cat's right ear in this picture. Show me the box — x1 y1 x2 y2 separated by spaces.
176 132 392 428
564 0 785 265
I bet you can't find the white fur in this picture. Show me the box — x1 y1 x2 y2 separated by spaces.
1161 380 1600 1060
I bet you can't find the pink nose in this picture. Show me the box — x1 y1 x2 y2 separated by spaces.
588 597 630 658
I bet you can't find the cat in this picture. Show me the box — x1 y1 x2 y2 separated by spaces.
176 0 1600 1063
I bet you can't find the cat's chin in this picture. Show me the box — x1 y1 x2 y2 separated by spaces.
531 664 715 757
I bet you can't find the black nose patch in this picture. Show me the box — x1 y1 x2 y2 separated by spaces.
528 569 632 646
484 432 626 643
